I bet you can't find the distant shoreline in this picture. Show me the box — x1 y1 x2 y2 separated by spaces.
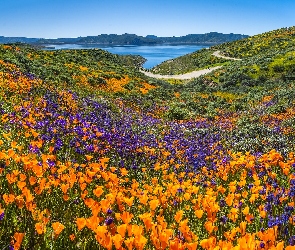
0 32 248 46
40 42 220 46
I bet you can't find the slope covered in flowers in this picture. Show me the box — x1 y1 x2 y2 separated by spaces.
1 28 295 250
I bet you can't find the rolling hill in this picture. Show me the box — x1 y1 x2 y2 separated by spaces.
151 26 295 79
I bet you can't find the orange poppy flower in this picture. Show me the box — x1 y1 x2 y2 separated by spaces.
6 173 17 184
60 183 69 194
242 206 249 215
76 217 86 231
276 241 285 250
194 209 204 219
138 213 153 231
52 222 65 236
139 194 148 205
29 176 37 186
32 164 43 177
159 229 173 249
93 186 104 198
95 225 108 239
3 193 15 204
69 234 75 241
22 187 34 203
239 221 247 236
174 210 184 223
121 211 133 224
120 168 128 176
13 232 25 250
117 224 127 237
135 235 147 250
35 222 46 234
15 195 25 209
204 221 215 234
17 181 26 191
112 234 123 249
200 236 216 249
85 155 93 161
86 215 100 231
123 197 134 207
149 199 159 211
245 214 254 223
186 242 198 250
100 199 111 213
124 237 134 250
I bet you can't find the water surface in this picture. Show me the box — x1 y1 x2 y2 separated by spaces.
44 44 209 68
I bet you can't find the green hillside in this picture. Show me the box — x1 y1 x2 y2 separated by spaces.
151 26 295 77
1 27 295 249
213 26 295 58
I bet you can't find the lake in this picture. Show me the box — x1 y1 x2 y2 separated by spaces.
43 44 209 69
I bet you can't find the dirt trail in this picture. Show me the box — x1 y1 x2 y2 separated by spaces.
140 66 222 80
140 50 241 80
212 50 242 61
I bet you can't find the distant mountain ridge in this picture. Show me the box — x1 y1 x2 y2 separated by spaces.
0 32 248 45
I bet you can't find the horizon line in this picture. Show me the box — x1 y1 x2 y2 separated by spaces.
0 32 249 40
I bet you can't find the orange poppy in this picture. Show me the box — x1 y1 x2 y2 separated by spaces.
52 222 65 236
124 237 134 250
22 187 34 203
93 186 104 198
239 221 247 236
3 193 15 204
194 209 204 219
123 197 134 207
149 199 159 211
121 211 133 224
138 213 153 231
139 194 149 205
86 215 100 231
13 232 25 250
186 242 198 250
112 234 123 249
85 155 93 161
135 235 147 250
117 224 127 237
6 173 17 184
76 218 86 231
15 195 25 209
69 234 76 241
242 206 249 215
17 181 26 190
35 222 46 234
276 241 285 250
95 225 108 239
204 221 215 234
174 210 184 223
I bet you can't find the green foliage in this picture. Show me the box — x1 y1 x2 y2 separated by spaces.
167 104 190 120
213 26 295 58
150 48 229 75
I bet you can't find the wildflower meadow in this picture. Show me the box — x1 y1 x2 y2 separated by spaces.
1 27 295 249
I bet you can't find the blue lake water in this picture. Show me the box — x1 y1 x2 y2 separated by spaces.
44 44 209 69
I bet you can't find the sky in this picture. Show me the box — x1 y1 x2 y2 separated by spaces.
1 0 294 38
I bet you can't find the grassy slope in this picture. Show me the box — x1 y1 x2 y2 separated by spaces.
149 48 229 75
151 26 295 77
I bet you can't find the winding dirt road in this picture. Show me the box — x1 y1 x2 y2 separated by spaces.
212 51 242 61
140 50 241 80
140 66 222 80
